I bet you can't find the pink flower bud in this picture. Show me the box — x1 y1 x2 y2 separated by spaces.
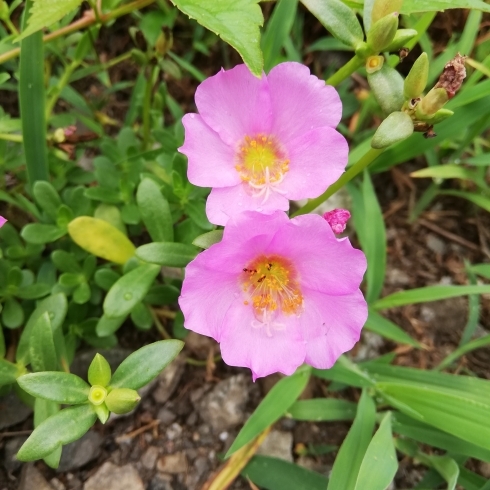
0 216 6 228
323 208 351 234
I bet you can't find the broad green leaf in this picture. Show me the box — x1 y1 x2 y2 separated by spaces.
354 413 397 490
137 178 174 242
314 355 376 388
366 309 420 347
401 0 490 14
327 390 376 490
33 181 62 221
0 359 24 387
17 404 96 462
68 217 135 264
51 250 82 274
421 454 459 490
371 112 413 149
34 398 62 469
103 264 161 318
377 382 490 451
184 200 213 231
110 339 184 390
287 399 357 421
192 230 224 249
94 268 121 291
471 263 490 279
96 313 127 337
17 0 83 40
437 335 490 371
144 284 180 305
94 204 127 234
18 372 90 404
411 164 487 188
21 224 66 244
242 455 329 490
136 242 198 267
29 312 58 372
2 297 24 329
16 293 68 365
16 283 51 300
88 353 111 387
226 366 311 457
301 0 364 48
130 302 153 330
374 285 490 310
169 0 264 76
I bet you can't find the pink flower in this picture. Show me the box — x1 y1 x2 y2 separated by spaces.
179 62 348 225
179 211 367 380
0 216 6 228
324 208 351 234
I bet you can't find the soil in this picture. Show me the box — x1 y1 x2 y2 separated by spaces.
1 4 490 490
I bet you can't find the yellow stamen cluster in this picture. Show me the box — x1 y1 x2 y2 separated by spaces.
242 255 303 316
235 134 289 186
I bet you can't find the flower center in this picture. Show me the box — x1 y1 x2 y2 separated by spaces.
235 135 289 202
241 255 303 327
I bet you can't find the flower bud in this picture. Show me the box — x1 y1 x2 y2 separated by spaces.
155 29 173 57
0 1 9 21
368 63 405 114
371 0 403 25
323 209 351 234
367 13 399 53
88 385 108 406
371 111 414 149
366 55 384 74
404 52 429 99
93 403 110 424
88 353 111 387
105 388 141 414
434 53 466 99
384 29 418 52
417 87 448 117
53 128 66 144
428 108 454 124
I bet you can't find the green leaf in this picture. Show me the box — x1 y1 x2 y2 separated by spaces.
130 302 153 330
88 353 111 387
169 0 264 76
327 390 376 490
287 399 357 421
96 313 127 337
439 189 490 213
21 224 66 244
2 297 24 329
470 263 490 279
184 200 213 231
33 181 62 221
365 309 420 347
401 0 490 15
424 454 459 490
313 355 376 388
301 0 364 48
17 0 83 41
354 412 397 490
144 284 180 305
136 242 198 267
18 372 90 404
411 164 487 189
29 312 58 372
242 455 329 490
371 111 413 149
373 285 490 309
192 230 223 249
110 339 184 390
17 404 96 462
226 366 311 458
16 283 51 300
0 359 24 387
51 250 82 274
33 398 61 468
68 217 135 265
103 264 161 318
437 335 490 371
94 268 121 291
136 178 174 242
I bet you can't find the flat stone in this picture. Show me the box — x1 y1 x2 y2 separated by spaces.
84 462 144 490
256 430 293 462
0 391 32 430
148 473 174 490
3 436 27 472
198 374 249 432
141 446 160 470
152 356 185 404
156 452 188 474
19 464 54 490
57 430 103 472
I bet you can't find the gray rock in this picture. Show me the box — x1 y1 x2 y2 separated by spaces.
141 446 160 470
50 478 66 490
0 391 32 430
165 423 183 441
152 356 185 404
19 464 54 490
426 234 446 255
84 462 144 490
156 452 188 474
3 436 27 472
386 268 410 286
256 430 293 462
197 375 249 432
353 331 385 362
57 430 102 472
157 407 177 425
148 473 174 490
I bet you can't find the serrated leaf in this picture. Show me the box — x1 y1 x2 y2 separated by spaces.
169 0 264 76
17 0 83 41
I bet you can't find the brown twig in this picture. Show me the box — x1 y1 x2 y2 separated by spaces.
115 419 160 443
418 217 480 252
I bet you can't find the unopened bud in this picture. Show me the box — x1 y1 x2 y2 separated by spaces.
367 13 399 53
417 87 448 117
323 209 351 234
368 63 405 114
88 353 111 387
371 111 414 149
105 388 141 414
371 0 403 26
88 385 108 406
155 29 173 57
428 108 454 124
93 403 110 424
404 52 429 99
366 55 384 74
384 29 418 52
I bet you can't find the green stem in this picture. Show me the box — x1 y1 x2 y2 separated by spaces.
291 147 383 217
326 55 364 87
19 0 49 184
142 65 158 150
46 61 79 118
87 0 103 24
4 17 19 36
0 133 22 142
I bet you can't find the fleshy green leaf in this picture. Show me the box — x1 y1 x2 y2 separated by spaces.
21 224 66 244
17 404 96 462
103 264 161 318
169 0 264 76
371 112 414 149
18 372 90 404
0 359 25 387
192 230 224 249
33 181 62 222
96 313 127 337
135 242 198 267
226 366 311 457
88 354 112 387
29 312 58 372
109 339 184 390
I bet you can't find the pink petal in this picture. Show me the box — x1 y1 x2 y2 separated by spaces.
179 263 238 342
205 183 289 226
267 214 366 295
280 127 348 200
179 114 240 188
268 62 342 143
0 216 6 228
220 299 306 380
195 65 272 146
301 288 367 369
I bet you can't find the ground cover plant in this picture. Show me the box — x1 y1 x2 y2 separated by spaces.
1 0 490 488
